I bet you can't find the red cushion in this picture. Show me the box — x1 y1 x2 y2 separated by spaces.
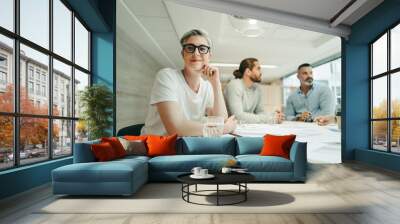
259 134 296 159
124 135 148 141
91 142 118 161
101 137 127 158
146 134 177 157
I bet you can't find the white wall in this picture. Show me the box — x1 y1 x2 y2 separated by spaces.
116 26 161 131
260 80 283 114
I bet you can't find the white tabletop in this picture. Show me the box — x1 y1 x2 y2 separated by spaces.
234 121 341 164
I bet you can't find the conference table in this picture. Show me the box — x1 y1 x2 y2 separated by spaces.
233 121 341 164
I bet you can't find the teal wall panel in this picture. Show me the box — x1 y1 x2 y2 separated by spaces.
344 0 400 171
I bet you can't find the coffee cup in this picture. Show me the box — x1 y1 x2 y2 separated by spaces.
191 167 202 176
221 167 231 173
199 169 208 176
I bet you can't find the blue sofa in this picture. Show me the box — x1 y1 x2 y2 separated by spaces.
52 136 307 196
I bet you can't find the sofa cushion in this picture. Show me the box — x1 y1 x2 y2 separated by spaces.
148 154 235 172
91 142 118 161
52 158 147 183
124 135 148 141
147 134 178 157
236 155 293 172
118 138 147 156
178 137 236 155
236 137 263 155
101 137 127 158
260 134 296 159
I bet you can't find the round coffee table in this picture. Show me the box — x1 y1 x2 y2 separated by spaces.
177 173 255 206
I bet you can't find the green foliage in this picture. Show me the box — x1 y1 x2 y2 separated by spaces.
79 84 113 140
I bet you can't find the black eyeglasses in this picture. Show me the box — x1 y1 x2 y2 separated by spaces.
182 44 210 54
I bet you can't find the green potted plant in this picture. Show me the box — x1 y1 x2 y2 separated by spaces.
79 84 113 140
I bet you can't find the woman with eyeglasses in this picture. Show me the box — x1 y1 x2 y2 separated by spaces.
141 29 237 136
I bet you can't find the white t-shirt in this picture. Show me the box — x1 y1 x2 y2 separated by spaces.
141 68 214 135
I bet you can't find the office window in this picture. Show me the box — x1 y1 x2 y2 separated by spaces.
0 1 91 170
370 22 400 154
0 0 14 31
20 0 49 49
53 59 71 116
53 119 72 158
390 24 400 70
0 116 13 170
0 34 13 113
75 18 89 70
19 117 49 165
53 0 72 60
74 69 89 118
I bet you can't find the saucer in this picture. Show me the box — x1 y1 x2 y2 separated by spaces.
190 174 215 179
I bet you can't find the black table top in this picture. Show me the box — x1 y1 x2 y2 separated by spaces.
177 172 255 185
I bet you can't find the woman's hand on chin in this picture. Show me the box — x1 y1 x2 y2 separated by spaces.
202 64 220 86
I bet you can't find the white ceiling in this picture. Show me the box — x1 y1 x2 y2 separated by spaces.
222 0 381 25
118 0 382 81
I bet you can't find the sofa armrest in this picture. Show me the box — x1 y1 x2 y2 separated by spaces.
289 141 307 181
73 140 100 163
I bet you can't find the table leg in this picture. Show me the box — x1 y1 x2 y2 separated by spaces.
217 184 219 206
195 184 197 192
245 183 247 201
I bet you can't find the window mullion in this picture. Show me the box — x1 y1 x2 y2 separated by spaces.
48 0 54 160
71 10 76 155
13 0 21 167
388 30 391 153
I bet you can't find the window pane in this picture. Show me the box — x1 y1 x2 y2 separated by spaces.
75 120 88 143
20 117 49 165
53 59 72 117
74 18 89 70
0 0 14 31
74 69 89 118
391 120 400 153
372 33 387 76
0 116 13 170
391 72 400 118
391 24 400 70
372 77 387 119
53 119 72 158
53 0 72 60
0 35 14 112
20 44 49 115
20 0 49 49
372 121 388 151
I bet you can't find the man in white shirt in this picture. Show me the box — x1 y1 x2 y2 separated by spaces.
141 29 237 136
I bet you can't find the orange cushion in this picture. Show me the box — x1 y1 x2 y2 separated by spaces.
259 134 296 159
124 135 148 141
146 134 177 157
101 137 127 158
91 142 117 161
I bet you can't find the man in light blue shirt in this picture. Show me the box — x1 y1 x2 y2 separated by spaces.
285 63 334 125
